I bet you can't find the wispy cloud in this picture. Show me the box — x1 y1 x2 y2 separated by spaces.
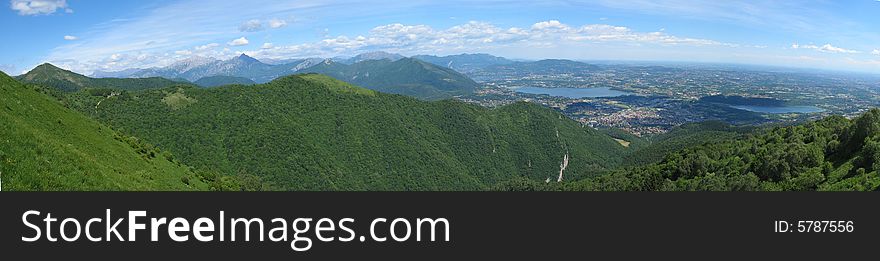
873 49 880 55
63 35 77 40
792 43 860 54
10 0 72 15
589 0 852 35
268 18 288 29
239 19 262 32
250 20 749 61
37 0 879 75
48 7 753 75
44 0 331 73
195 43 219 51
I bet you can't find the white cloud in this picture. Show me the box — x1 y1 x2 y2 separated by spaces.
818 44 859 54
228 37 249 46
239 19 262 32
10 0 70 15
792 43 859 54
268 18 287 29
249 20 743 61
872 49 880 55
174 50 193 55
194 43 219 51
63 35 77 40
45 16 748 74
531 20 570 31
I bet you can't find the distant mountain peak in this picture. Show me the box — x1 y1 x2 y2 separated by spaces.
24 63 78 79
33 63 63 71
167 55 217 73
236 53 260 63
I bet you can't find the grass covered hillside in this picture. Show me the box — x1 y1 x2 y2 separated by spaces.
67 73 629 190
17 63 187 92
0 72 210 191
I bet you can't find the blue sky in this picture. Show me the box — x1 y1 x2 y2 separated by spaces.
1 0 879 75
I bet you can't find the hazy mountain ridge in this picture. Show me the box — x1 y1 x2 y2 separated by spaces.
299 57 479 100
413 53 515 73
338 51 404 64
86 52 481 99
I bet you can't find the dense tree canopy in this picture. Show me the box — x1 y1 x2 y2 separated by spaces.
498 110 880 191
63 74 628 190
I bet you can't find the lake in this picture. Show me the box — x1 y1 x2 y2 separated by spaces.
731 105 825 114
510 87 633 98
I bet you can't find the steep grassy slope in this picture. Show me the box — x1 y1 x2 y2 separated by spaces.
17 63 187 92
69 73 628 190
0 72 208 191
300 58 479 100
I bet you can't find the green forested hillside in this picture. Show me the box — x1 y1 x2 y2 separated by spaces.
17 63 187 92
0 72 211 191
66 73 628 190
300 58 479 100
194 75 256 87
499 110 880 191
11 63 880 192
622 121 755 166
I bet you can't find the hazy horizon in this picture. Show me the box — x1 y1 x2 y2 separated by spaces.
2 0 879 76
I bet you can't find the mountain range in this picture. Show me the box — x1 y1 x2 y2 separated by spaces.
84 51 608 100
89 53 483 100
119 54 300 84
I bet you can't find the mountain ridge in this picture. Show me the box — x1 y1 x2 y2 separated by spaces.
85 52 480 99
413 53 515 73
64 73 629 190
299 57 479 100
17 63 188 92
